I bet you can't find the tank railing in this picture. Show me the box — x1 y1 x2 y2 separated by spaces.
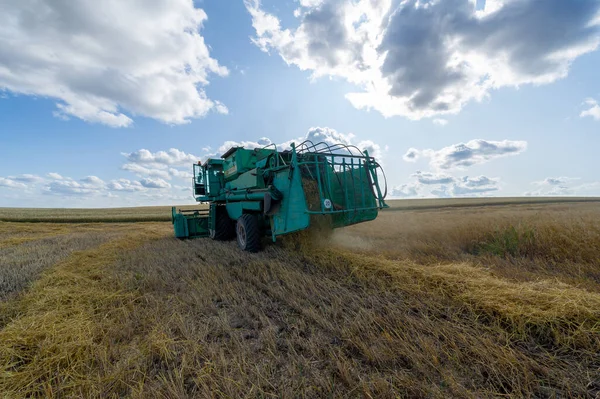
297 141 366 157
296 140 355 154
296 152 385 215
296 140 373 159
254 143 290 170
258 143 278 152
277 153 289 168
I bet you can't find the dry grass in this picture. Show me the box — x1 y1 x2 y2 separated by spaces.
339 203 600 289
385 196 600 210
0 201 599 398
0 223 159 301
2 197 597 223
0 205 205 223
0 233 110 301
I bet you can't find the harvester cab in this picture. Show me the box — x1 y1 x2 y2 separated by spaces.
172 141 388 252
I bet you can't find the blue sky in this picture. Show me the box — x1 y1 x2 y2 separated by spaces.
1 0 599 207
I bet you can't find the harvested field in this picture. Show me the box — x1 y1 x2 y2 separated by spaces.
0 200 599 398
1 196 598 222
0 206 189 223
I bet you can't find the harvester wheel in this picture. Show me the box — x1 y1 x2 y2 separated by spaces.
210 208 235 240
236 214 261 253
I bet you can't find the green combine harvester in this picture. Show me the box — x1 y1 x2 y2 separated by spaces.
172 141 388 252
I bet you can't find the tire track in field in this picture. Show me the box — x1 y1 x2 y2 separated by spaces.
0 224 171 397
237 242 599 397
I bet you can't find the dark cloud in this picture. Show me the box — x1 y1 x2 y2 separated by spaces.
247 0 600 118
412 171 455 185
464 0 599 78
545 178 565 186
379 0 472 111
379 0 600 111
302 1 356 68
403 148 420 162
418 139 527 169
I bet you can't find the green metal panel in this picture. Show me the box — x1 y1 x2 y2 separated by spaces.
186 216 209 237
225 189 270 202
208 203 217 235
171 207 209 238
270 150 310 237
226 169 261 190
225 201 262 220
206 164 223 196
222 147 275 182
172 212 189 238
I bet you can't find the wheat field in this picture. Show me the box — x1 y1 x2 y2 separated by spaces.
1 197 597 222
0 200 599 398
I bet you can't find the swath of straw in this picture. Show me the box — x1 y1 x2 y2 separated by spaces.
0 226 167 397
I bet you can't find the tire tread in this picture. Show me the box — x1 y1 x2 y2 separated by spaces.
238 214 261 252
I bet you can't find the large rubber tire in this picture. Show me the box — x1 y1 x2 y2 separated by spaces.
236 214 261 253
210 207 235 241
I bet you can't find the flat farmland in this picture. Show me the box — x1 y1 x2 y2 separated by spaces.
1 196 598 222
0 199 599 398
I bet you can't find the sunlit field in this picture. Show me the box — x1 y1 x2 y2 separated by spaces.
0 199 599 398
1 196 597 222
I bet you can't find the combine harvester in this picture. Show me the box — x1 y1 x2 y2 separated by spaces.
172 141 388 252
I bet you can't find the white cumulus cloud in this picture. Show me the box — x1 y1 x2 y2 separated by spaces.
534 177 581 186
0 177 27 189
106 179 146 192
121 148 200 180
80 176 105 187
0 0 228 127
8 174 44 183
121 164 172 180
412 171 455 185
245 0 600 119
389 173 500 198
140 178 171 189
525 176 600 196
581 98 600 121
168 168 193 180
47 172 64 180
452 176 500 196
216 137 274 155
123 148 199 166
390 183 420 198
524 177 600 196
409 139 527 170
208 127 384 161
44 175 105 196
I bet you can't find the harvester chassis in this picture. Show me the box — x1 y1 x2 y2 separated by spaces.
172 141 387 252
